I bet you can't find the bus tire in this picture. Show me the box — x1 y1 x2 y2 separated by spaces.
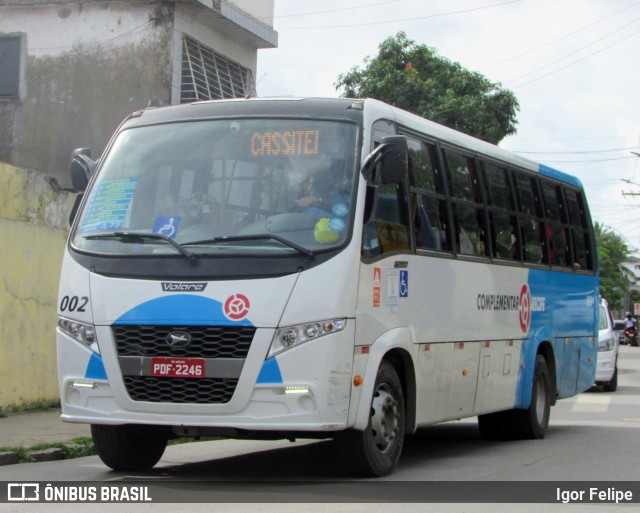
91 424 168 471
344 360 405 477
509 354 551 440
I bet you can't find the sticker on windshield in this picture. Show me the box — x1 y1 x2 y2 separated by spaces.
80 177 138 233
153 216 181 239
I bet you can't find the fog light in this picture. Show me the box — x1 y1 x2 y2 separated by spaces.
72 380 97 389
284 386 310 395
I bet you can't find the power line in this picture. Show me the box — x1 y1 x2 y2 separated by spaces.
506 15 640 86
280 0 522 30
481 1 640 72
272 0 404 19
509 26 640 89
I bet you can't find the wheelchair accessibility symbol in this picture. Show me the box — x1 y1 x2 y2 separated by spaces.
153 216 181 239
399 270 408 298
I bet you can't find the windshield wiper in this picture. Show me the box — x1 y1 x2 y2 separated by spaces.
183 234 315 259
84 231 198 265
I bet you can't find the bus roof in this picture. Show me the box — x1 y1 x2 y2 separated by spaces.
118 96 583 189
363 98 583 189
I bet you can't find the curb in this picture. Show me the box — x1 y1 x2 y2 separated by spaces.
0 452 20 466
0 442 95 466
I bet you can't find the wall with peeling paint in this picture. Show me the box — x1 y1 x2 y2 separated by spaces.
0 163 75 409
1 1 276 190
0 1 174 189
0 0 276 408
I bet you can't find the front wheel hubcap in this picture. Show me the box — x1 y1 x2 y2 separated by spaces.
370 384 399 453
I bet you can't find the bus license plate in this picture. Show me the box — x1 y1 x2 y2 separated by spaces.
151 357 205 379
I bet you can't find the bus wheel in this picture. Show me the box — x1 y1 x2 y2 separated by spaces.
91 424 168 471
346 360 405 477
509 354 551 439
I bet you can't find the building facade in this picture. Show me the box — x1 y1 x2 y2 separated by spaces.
0 0 277 187
0 0 276 409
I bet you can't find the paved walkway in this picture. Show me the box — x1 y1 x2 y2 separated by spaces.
0 408 91 449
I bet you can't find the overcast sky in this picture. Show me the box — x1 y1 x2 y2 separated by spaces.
255 0 640 252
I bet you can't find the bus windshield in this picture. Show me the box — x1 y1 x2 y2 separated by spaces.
72 118 358 256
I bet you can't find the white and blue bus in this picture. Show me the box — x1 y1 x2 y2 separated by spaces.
57 97 598 476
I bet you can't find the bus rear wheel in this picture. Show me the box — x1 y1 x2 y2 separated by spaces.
343 360 405 477
509 354 551 439
91 424 168 471
478 354 551 441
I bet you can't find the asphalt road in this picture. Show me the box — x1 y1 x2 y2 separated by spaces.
1 345 639 512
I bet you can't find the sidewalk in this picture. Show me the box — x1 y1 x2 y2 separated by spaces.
0 408 91 449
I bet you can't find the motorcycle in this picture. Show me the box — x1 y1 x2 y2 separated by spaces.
625 326 639 347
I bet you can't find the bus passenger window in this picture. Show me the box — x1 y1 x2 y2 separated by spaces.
443 148 487 257
565 189 593 270
481 161 518 261
362 182 410 257
541 181 569 267
514 173 544 264
407 137 450 252
454 204 485 256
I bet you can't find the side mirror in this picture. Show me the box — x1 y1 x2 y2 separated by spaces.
70 148 96 192
379 136 408 184
362 136 408 184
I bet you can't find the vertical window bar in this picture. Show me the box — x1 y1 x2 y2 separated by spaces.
181 36 253 103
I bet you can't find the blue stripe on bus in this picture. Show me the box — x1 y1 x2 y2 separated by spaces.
85 352 108 380
256 357 283 384
538 164 583 188
114 294 254 326
515 269 598 408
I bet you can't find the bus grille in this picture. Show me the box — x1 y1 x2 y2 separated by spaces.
123 376 238 404
112 325 255 358
112 325 255 404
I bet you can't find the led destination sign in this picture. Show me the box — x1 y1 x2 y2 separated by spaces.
250 130 320 156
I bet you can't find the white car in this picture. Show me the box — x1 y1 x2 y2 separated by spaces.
595 299 618 392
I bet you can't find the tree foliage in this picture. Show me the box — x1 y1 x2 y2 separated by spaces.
595 222 631 311
335 32 520 144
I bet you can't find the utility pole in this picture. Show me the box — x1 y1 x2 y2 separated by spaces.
622 152 640 197
621 181 640 197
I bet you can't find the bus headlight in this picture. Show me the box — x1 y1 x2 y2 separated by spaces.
268 319 346 358
58 316 99 354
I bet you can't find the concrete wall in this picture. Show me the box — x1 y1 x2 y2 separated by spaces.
1 1 175 189
1 1 276 189
0 0 276 409
0 163 75 410
228 0 274 25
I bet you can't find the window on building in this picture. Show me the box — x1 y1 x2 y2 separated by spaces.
0 34 23 99
181 35 254 102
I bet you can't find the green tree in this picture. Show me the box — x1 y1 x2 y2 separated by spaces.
595 222 631 311
335 32 519 144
